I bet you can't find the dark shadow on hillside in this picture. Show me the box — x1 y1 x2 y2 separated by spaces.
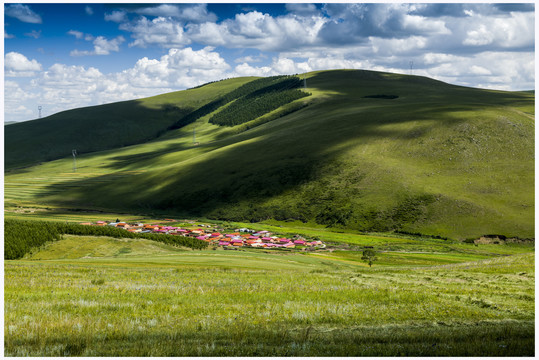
104 142 194 170
4 101 195 170
33 70 535 225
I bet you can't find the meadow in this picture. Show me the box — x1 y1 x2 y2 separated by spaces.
4 69 534 356
4 230 534 356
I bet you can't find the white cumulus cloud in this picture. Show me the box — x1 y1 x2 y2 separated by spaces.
4 52 42 76
68 30 84 39
8 47 235 121
189 11 326 52
121 17 191 48
118 47 231 88
70 35 125 56
5 4 42 24
132 4 217 23
105 10 127 23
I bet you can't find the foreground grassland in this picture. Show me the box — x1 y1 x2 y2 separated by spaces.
4 235 534 356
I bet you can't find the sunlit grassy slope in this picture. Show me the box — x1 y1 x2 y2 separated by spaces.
4 77 257 169
5 70 534 240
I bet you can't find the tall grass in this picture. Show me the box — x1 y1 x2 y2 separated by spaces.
4 251 534 356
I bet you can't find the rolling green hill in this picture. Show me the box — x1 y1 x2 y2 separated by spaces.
4 77 257 169
4 70 534 240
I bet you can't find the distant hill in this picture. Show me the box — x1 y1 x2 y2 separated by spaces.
4 70 535 240
4 121 17 126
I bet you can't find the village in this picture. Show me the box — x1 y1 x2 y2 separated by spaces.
79 220 326 249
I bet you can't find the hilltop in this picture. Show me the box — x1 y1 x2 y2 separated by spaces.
4 69 535 240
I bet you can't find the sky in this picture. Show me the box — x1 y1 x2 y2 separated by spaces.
2 2 536 122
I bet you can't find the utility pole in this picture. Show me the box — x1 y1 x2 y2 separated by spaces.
409 61 414 75
38 105 42 118
72 149 77 172
303 74 307 90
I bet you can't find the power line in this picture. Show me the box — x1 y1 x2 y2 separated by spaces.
72 149 77 172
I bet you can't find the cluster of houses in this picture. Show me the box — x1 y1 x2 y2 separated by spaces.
80 221 325 249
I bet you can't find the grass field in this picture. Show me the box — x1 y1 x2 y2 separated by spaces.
4 69 534 355
4 231 535 356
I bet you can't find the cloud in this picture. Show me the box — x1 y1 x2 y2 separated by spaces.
285 4 320 16
5 4 42 24
319 3 450 45
7 47 233 121
70 35 125 56
105 10 127 23
68 30 84 39
461 12 534 50
234 54 267 63
422 51 534 90
5 32 15 39
234 54 370 78
4 80 39 120
110 3 528 59
188 11 326 52
93 36 125 55
492 4 535 13
37 63 103 87
121 17 191 48
409 4 471 18
463 24 494 46
85 6 94 16
234 63 273 77
118 47 231 88
24 30 41 39
27 64 111 114
4 52 42 76
129 4 217 23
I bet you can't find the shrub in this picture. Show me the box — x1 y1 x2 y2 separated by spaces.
361 249 378 267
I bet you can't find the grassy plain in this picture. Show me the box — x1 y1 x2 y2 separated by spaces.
4 231 535 356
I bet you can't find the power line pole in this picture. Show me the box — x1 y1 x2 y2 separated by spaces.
38 105 42 118
72 149 77 172
303 74 307 90
409 61 414 75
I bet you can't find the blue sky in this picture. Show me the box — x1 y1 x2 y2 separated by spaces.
3 2 535 122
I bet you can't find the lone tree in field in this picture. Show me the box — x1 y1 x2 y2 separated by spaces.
361 249 377 267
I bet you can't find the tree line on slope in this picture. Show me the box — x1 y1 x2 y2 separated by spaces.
4 219 208 260
168 76 309 130
209 89 309 127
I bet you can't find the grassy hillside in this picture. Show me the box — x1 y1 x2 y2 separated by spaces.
4 70 534 240
4 77 257 169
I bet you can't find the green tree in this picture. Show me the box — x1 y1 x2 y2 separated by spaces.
361 249 377 267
